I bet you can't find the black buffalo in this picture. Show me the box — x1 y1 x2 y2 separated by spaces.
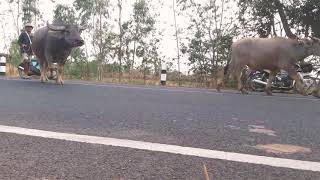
32 23 85 85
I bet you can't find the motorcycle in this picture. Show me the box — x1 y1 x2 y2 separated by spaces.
18 56 57 80
246 63 317 93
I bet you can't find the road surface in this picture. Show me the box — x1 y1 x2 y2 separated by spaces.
0 78 319 179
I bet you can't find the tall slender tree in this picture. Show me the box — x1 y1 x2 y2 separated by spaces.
117 0 123 82
178 0 237 87
172 0 181 86
74 0 114 81
53 4 88 79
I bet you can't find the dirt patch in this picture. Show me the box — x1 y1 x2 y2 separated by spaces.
248 125 276 136
255 144 312 154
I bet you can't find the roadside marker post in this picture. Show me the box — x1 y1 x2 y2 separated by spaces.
0 55 6 76
160 64 167 86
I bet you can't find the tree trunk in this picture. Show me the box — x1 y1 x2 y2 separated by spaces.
305 24 310 38
274 0 296 39
118 0 123 83
173 0 181 86
130 0 139 83
271 16 277 37
143 61 146 85
125 43 131 82
131 41 136 82
86 61 89 80
84 35 90 80
98 9 103 81
17 0 20 35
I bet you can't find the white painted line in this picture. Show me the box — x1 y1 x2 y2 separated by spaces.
0 125 320 172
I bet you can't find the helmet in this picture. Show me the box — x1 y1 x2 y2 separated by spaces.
24 23 34 29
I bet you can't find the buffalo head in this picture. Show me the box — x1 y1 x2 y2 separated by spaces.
47 22 85 47
309 37 320 56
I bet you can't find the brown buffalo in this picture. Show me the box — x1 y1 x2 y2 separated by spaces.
226 37 320 95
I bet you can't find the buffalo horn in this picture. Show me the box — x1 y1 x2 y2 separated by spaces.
47 22 66 31
79 26 86 31
310 36 320 42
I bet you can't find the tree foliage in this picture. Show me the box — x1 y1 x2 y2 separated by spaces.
178 0 238 85
53 4 77 24
53 4 89 79
4 0 320 87
238 0 320 38
21 0 39 24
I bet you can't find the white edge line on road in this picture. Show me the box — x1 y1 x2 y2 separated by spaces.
0 125 320 172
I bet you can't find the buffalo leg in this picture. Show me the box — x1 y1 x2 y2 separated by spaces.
240 67 250 92
61 65 64 83
47 63 53 79
56 64 64 85
287 67 306 96
216 68 224 92
45 62 49 81
236 67 248 94
40 60 47 83
265 71 276 96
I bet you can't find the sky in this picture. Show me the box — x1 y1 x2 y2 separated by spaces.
0 0 206 74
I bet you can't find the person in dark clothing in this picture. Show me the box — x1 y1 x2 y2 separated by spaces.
18 23 33 78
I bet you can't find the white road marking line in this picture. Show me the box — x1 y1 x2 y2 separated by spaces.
0 125 320 172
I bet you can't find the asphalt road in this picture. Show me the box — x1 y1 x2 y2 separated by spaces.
0 78 319 179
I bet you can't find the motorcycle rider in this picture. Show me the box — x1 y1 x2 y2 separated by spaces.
18 23 34 79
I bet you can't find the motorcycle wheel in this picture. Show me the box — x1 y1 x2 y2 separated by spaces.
247 74 266 92
48 69 58 80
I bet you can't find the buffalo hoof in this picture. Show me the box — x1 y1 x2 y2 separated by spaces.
301 91 307 96
40 77 48 83
241 89 249 94
216 86 221 92
313 89 320 98
56 79 64 86
266 89 273 96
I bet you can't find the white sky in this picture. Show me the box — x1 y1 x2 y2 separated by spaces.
0 0 210 74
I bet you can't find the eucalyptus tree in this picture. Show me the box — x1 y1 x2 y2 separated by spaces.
178 0 238 86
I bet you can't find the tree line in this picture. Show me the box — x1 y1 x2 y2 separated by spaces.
2 0 320 87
